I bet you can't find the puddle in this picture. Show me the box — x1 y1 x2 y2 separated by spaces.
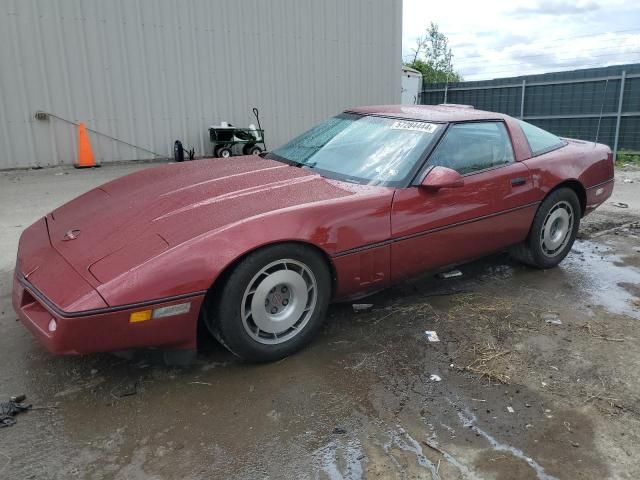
563 239 640 319
384 427 441 479
312 438 364 480
423 433 481 480
381 425 483 479
456 406 558 480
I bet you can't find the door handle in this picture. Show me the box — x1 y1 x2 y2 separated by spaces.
510 177 526 186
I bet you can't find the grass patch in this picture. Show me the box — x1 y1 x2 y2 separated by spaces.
615 150 640 167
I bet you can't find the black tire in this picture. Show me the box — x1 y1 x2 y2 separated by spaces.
174 140 184 162
204 243 331 362
510 187 581 269
249 145 263 156
216 146 232 158
242 144 255 155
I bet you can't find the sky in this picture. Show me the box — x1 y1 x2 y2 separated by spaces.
402 0 640 81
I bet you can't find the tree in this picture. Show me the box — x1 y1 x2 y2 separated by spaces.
405 23 462 84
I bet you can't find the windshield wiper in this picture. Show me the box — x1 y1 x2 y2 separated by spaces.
266 153 304 168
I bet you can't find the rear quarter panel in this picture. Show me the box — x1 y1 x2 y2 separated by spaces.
522 140 613 211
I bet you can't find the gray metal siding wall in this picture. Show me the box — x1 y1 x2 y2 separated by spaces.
420 64 640 153
0 0 401 169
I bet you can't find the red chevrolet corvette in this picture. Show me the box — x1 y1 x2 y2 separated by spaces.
13 105 614 362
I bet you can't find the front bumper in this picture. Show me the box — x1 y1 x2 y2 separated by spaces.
13 217 205 355
13 272 204 355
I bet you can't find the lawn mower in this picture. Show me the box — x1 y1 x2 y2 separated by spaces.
208 108 266 158
173 108 266 162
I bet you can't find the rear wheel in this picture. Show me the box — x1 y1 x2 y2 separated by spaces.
242 144 262 155
510 187 580 269
216 146 232 158
204 244 331 362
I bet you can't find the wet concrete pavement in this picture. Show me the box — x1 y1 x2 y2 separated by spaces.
1 164 639 479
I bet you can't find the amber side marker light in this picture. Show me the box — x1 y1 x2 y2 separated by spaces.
129 303 191 323
129 310 152 323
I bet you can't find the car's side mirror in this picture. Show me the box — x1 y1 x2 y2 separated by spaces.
420 166 464 190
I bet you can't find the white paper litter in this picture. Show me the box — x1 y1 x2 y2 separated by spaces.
438 269 463 279
542 313 562 325
429 374 442 382
424 330 440 342
352 303 373 312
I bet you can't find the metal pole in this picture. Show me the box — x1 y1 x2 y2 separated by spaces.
613 70 626 161
443 84 448 104
520 80 526 119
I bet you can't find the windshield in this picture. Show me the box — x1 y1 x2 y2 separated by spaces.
266 113 443 186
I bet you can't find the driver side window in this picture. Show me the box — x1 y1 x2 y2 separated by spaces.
429 122 514 175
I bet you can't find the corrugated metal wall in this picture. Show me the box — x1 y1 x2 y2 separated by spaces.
0 0 401 169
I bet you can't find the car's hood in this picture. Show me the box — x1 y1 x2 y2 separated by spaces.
47 157 354 284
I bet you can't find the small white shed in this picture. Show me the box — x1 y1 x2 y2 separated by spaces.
401 66 423 105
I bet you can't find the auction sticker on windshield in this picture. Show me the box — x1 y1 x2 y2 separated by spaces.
390 120 438 133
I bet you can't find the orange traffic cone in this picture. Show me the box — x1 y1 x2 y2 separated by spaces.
75 122 97 168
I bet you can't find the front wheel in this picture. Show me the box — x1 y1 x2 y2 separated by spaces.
510 187 581 269
204 244 331 362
